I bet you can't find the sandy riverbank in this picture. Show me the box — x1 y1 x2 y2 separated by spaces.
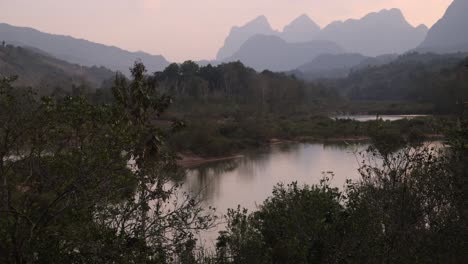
177 154 244 168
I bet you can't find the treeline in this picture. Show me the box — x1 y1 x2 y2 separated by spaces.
46 60 447 157
0 65 216 263
147 62 447 157
1 64 466 263
150 61 340 116
215 128 467 263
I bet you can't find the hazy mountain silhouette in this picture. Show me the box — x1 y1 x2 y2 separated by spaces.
280 14 321 43
216 16 277 60
216 9 428 69
418 0 468 53
293 53 399 81
0 23 170 74
225 35 343 72
298 53 369 73
355 54 399 69
296 53 369 80
0 44 114 90
315 9 428 56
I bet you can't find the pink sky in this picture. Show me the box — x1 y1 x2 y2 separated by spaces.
0 0 453 62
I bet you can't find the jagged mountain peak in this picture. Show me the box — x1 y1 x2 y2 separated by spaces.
355 8 408 25
317 8 427 56
283 14 320 33
418 0 468 53
216 15 276 60
234 15 272 32
281 14 321 43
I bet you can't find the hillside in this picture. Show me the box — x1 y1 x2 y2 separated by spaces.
216 16 277 60
0 44 114 92
296 53 370 80
225 35 343 72
418 0 468 53
216 9 428 69
280 14 321 43
295 53 399 81
331 52 468 113
315 9 428 56
0 23 170 74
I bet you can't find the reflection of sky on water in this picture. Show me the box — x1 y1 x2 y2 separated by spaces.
181 141 444 247
182 142 368 247
182 143 368 215
333 115 429 122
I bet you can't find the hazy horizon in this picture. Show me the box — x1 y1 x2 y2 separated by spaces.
0 0 453 62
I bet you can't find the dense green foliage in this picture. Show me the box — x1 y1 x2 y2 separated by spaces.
143 60 449 156
169 114 446 156
1 59 466 263
3 51 463 157
0 64 215 263
215 126 467 263
152 61 340 116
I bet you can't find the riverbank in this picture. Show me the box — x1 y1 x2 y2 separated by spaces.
177 154 244 168
169 115 450 159
177 132 445 168
177 136 370 168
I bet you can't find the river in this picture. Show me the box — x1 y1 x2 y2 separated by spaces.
180 142 368 247
333 114 429 122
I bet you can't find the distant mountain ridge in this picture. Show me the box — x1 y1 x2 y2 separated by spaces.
418 0 468 53
298 53 370 73
216 16 277 61
294 53 399 81
0 44 114 91
216 9 428 71
315 8 428 56
226 35 343 72
0 23 170 74
216 14 322 60
281 14 321 43
217 9 428 62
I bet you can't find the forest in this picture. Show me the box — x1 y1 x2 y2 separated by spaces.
8 46 461 157
0 58 466 262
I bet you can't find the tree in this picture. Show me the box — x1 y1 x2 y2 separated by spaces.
0 62 216 263
216 180 345 264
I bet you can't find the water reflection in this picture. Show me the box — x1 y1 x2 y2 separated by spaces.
181 141 444 246
333 115 429 122
182 143 367 214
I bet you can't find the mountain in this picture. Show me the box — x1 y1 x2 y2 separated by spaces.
298 53 369 73
315 9 428 56
334 52 468 107
294 53 400 81
225 35 343 72
0 23 170 74
216 16 277 60
296 53 370 80
280 14 320 43
418 0 468 53
0 44 114 91
355 54 399 69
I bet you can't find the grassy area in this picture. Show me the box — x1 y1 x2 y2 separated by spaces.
168 114 451 157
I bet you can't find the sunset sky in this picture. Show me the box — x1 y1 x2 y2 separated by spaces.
0 0 453 62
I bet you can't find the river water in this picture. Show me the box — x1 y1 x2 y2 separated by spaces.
180 142 368 246
333 114 429 122
179 114 435 246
